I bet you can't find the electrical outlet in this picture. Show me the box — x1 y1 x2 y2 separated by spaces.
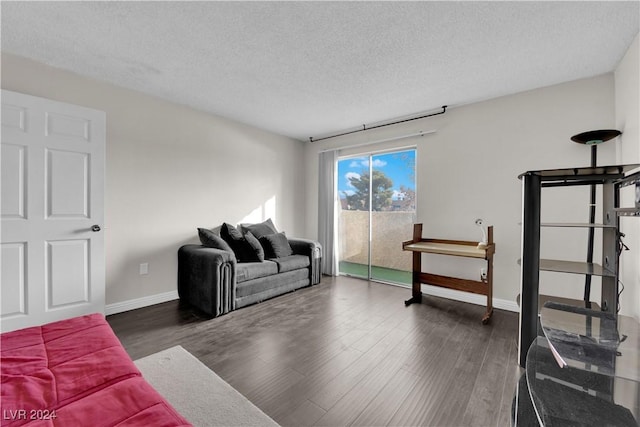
480 268 487 281
139 263 149 275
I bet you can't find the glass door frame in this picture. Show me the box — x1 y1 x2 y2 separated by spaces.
336 146 417 285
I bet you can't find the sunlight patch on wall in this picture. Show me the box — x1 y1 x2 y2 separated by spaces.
240 195 277 225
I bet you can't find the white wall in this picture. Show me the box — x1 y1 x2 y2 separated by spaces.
305 74 617 311
1 53 307 310
4 40 636 317
615 33 640 319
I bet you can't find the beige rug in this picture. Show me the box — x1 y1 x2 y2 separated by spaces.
134 345 279 427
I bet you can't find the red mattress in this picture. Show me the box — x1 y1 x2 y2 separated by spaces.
1 314 191 427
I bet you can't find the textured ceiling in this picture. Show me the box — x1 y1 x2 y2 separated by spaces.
2 1 638 141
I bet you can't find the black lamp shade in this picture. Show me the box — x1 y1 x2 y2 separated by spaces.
571 129 621 145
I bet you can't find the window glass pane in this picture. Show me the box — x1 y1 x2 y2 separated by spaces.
370 151 416 285
338 156 369 278
337 149 416 285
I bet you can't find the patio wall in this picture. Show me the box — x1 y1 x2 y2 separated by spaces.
338 210 415 271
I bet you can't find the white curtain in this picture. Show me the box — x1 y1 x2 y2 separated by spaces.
318 150 338 276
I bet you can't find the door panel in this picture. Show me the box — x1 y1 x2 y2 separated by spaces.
46 149 89 218
0 242 26 316
45 111 91 142
338 156 370 279
1 104 26 132
337 150 416 285
46 239 89 308
1 90 105 332
1 143 26 219
370 151 415 285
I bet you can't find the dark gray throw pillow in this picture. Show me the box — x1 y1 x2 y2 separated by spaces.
260 232 293 258
198 228 233 252
240 218 278 239
220 222 243 241
220 222 263 262
244 231 265 262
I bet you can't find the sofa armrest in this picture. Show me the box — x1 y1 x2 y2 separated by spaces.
178 245 236 317
288 238 322 285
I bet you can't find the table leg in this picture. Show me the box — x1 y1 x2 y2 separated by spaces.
406 251 423 306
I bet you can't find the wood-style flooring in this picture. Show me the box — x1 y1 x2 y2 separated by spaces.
107 276 522 426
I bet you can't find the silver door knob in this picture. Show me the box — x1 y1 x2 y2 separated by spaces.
91 225 101 232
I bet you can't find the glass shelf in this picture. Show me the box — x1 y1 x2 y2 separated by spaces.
525 337 638 426
541 222 616 228
515 293 600 312
539 259 615 277
539 302 640 383
512 372 538 427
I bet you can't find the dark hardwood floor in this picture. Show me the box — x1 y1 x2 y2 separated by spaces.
108 276 522 426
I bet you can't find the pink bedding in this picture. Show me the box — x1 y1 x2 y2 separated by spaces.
1 314 191 427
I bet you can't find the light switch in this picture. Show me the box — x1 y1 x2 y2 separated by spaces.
139 263 149 275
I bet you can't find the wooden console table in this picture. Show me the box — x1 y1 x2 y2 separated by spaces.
402 223 495 324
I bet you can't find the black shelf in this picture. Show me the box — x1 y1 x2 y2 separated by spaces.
518 164 639 180
616 207 640 217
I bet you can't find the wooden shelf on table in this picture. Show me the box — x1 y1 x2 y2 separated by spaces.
402 241 489 259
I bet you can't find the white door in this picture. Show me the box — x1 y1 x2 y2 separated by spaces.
1 90 105 332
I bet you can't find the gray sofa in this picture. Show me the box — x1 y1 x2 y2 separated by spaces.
178 220 322 317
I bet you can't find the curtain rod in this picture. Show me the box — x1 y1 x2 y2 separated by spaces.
309 105 447 143
318 129 436 154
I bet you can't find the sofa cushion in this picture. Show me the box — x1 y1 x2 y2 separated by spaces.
235 268 309 299
271 255 310 273
240 218 278 239
260 232 293 258
198 228 233 252
236 260 278 283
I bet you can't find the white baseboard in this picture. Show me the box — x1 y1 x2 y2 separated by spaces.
104 284 520 317
422 285 520 313
105 290 179 316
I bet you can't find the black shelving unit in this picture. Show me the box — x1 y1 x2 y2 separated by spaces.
517 164 640 367
513 164 640 426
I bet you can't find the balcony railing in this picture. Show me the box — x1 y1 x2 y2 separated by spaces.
338 210 415 284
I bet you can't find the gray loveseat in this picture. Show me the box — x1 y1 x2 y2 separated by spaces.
178 219 322 317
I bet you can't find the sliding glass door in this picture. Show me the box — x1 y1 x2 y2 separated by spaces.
337 149 416 285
